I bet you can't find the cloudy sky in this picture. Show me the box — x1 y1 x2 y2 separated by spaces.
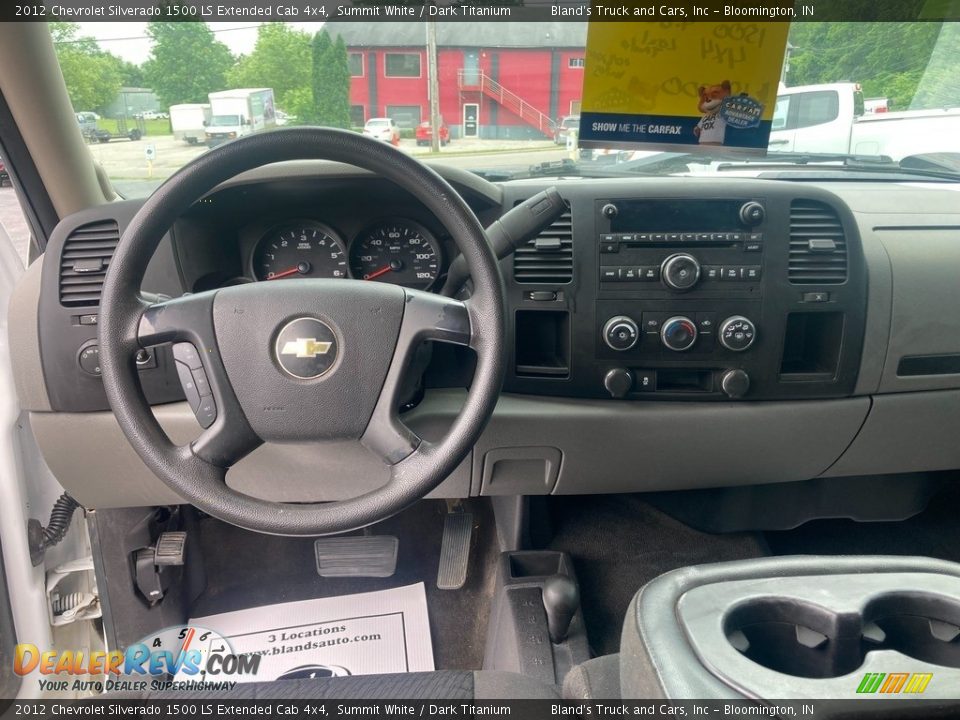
73 22 330 64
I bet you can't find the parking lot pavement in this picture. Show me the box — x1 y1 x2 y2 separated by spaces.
0 187 30 266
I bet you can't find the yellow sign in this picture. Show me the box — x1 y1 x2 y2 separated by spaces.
579 18 790 155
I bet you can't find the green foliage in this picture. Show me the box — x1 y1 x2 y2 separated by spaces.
787 22 960 110
311 31 351 129
228 24 311 114
50 22 123 113
144 22 234 107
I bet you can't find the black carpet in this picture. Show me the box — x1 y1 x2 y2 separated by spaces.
189 499 498 671
544 494 768 656
765 481 960 562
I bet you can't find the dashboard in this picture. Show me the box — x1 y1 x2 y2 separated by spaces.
12 161 960 511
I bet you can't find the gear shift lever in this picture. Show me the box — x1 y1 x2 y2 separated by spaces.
542 574 580 643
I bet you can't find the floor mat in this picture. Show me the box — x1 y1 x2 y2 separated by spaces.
182 583 433 682
188 499 498 671
544 494 768 656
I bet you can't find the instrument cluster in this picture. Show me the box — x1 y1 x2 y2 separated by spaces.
250 217 443 290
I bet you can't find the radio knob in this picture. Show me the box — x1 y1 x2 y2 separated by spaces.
601 203 618 218
720 369 751 399
739 201 765 226
719 315 757 352
660 316 698 352
604 368 634 398
602 316 639 351
661 253 701 291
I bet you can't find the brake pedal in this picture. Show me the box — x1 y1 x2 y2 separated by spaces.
314 536 398 578
437 511 473 590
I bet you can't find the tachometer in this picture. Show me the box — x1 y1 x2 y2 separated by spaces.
253 222 348 281
349 220 441 290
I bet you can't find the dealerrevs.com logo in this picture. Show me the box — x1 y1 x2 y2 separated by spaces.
14 626 262 693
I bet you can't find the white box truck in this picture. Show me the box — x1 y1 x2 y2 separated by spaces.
770 83 960 161
205 89 276 147
170 103 211 145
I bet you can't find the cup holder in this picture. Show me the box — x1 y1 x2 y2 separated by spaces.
864 593 960 669
724 598 865 679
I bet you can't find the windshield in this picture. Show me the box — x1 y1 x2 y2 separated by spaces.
209 115 240 127
52 19 960 196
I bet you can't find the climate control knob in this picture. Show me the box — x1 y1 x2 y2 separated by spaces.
661 253 701 291
660 316 698 352
719 316 757 352
602 315 640 351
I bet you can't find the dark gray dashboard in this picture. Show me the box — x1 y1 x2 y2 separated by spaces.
11 162 960 509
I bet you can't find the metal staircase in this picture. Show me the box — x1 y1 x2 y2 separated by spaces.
458 69 557 138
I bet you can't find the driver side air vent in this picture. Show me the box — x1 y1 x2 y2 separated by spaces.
59 219 120 307
513 208 573 284
788 200 847 284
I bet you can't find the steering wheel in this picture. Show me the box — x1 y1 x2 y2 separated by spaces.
98 128 505 536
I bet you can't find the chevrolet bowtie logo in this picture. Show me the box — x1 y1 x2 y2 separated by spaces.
280 338 333 358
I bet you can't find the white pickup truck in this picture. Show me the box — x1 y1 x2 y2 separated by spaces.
770 82 960 160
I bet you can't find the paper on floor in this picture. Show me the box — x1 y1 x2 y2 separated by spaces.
178 582 433 682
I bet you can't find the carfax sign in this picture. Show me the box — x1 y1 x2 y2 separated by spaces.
578 15 790 156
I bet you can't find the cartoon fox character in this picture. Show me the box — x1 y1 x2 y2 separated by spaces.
694 80 732 145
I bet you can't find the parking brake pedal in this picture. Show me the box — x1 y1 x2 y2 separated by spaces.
134 531 187 605
437 511 473 590
314 536 398 578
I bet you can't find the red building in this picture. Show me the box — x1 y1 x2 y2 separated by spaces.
330 23 588 140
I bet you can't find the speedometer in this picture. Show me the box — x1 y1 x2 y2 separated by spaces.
252 222 348 281
349 220 442 290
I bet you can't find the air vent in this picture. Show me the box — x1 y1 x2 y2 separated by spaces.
788 200 847 284
59 220 120 307
513 208 573 284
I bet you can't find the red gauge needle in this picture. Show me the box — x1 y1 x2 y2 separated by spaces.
364 266 392 280
267 267 301 280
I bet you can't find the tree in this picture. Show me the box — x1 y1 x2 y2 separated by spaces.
311 31 351 129
228 24 312 117
144 22 234 107
50 22 123 113
786 22 956 110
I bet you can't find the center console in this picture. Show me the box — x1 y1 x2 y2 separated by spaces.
504 180 868 402
620 556 960 706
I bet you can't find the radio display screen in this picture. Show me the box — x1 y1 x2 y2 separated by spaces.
611 200 744 232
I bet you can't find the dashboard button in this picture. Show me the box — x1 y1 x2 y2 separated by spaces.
600 234 616 243
697 233 712 242
635 233 651 242
641 312 665 334
600 241 619 254
720 267 740 281
600 266 621 281
635 370 657 392
702 265 720 281
78 343 101 376
744 240 763 252
622 266 639 281
667 233 681 243
620 234 635 242
744 266 762 281
173 342 203 370
78 314 98 326
195 396 217 429
696 312 717 333
652 233 666 242
175 360 201 411
681 233 696 242
803 291 830 303
641 266 660 281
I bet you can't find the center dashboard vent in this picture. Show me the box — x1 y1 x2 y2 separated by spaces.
59 219 120 307
788 200 847 284
513 207 573 284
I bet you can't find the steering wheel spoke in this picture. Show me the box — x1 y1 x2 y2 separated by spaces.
138 292 262 468
360 289 471 465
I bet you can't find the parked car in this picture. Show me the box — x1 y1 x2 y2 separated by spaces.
362 117 400 145
275 109 296 126
415 119 450 146
554 115 580 145
134 110 168 120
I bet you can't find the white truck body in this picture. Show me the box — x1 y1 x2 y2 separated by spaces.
169 103 211 145
771 83 960 161
206 89 276 146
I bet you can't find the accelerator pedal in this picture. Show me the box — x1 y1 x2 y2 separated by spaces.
314 536 398 578
437 511 474 590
